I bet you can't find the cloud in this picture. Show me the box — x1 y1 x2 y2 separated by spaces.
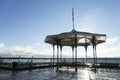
0 37 119 58
97 37 120 57
0 43 5 49
9 46 36 55
0 44 38 56
106 37 118 45
0 43 53 57
79 8 104 32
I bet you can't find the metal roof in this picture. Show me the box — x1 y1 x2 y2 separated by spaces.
45 29 106 46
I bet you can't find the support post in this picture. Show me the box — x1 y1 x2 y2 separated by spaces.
60 45 62 63
94 44 97 68
56 39 59 72
85 45 88 63
93 45 96 68
92 36 97 72
75 34 77 72
72 46 74 63
53 44 55 68
85 37 88 63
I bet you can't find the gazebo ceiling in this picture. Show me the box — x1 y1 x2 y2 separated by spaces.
45 29 106 46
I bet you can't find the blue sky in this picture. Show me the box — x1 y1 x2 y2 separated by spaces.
0 0 120 57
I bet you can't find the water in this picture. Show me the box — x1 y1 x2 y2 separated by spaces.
1 58 120 64
0 68 120 80
63 58 120 64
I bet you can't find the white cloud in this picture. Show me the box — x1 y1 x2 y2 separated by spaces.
0 43 5 49
0 37 119 58
0 45 38 56
0 43 53 57
9 46 36 55
106 37 118 45
97 37 120 57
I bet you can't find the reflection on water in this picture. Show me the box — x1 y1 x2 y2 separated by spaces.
0 68 120 80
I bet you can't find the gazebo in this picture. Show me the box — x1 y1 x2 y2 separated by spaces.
44 9 106 72
45 29 106 72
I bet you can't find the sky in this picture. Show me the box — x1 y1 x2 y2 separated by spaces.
0 0 120 57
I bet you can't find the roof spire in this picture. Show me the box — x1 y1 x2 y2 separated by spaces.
72 7 75 30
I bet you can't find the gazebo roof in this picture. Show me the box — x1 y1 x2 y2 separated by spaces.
45 29 106 46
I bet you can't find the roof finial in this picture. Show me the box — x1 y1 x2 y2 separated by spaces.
72 7 75 30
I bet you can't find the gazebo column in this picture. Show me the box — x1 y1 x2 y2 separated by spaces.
92 44 95 68
60 45 63 63
56 39 60 72
85 37 88 63
84 45 88 63
94 44 97 68
92 36 97 72
75 34 77 72
72 46 74 63
52 44 55 68
75 45 77 72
